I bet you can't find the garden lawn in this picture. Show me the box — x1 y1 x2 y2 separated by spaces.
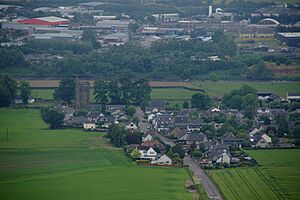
0 108 193 200
208 149 300 200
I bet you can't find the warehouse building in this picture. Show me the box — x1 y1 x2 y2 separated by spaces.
276 32 300 47
17 16 70 26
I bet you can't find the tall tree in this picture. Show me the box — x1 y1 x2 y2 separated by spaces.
53 79 75 105
0 75 17 107
191 93 211 110
94 80 110 111
19 81 31 105
41 108 64 129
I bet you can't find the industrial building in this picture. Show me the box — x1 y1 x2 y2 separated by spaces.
276 32 300 47
17 16 70 26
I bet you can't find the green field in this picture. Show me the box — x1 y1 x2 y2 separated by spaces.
151 88 198 100
30 81 300 102
0 109 193 200
194 81 300 97
31 89 55 99
208 149 300 200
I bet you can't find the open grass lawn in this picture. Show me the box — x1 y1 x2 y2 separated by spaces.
208 149 300 200
0 108 193 200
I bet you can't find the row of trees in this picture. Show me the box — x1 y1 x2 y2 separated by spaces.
1 31 279 81
0 75 31 107
52 78 151 109
94 78 151 108
107 123 142 147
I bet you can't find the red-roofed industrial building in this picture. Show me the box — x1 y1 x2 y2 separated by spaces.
17 16 70 26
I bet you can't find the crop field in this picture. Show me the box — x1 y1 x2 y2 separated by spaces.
0 109 193 200
208 149 300 200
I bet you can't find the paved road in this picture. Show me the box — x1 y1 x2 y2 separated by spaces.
184 156 223 200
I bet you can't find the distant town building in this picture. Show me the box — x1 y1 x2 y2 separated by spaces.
75 80 90 109
276 32 300 47
17 16 70 26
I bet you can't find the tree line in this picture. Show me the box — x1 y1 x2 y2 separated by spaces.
0 75 31 107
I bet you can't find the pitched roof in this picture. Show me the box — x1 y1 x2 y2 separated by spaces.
187 133 206 141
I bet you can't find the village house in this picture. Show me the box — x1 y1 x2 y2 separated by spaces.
220 133 244 148
151 154 172 165
105 105 126 116
137 146 157 160
83 122 96 131
142 131 156 142
98 115 116 128
86 111 102 122
252 132 272 148
124 122 138 132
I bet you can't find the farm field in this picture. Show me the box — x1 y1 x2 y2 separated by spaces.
208 149 300 200
0 109 193 200
151 88 198 100
30 81 300 102
193 81 300 97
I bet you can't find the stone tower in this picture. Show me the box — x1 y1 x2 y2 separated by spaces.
75 80 90 109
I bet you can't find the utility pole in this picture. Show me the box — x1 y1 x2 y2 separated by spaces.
6 127 8 141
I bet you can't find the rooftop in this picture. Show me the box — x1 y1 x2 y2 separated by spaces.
277 32 300 38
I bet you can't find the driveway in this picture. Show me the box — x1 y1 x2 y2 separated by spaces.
184 156 223 200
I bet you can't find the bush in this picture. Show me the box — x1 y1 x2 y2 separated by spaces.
41 108 64 129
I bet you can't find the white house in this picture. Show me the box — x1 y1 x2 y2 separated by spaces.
138 147 157 160
125 122 138 132
142 133 154 142
151 154 172 165
83 122 96 131
147 113 156 122
211 107 221 112
255 133 272 148
216 152 231 164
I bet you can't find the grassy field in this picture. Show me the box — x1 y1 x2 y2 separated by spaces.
208 149 300 200
0 108 193 200
31 89 55 99
30 81 300 102
151 88 198 100
194 81 300 97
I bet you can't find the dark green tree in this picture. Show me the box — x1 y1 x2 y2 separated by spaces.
53 79 75 104
191 93 211 110
94 80 110 111
41 108 64 129
126 106 136 117
182 101 189 108
19 81 31 105
171 144 185 158
0 75 17 107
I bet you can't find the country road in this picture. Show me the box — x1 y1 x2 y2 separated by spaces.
184 156 223 200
